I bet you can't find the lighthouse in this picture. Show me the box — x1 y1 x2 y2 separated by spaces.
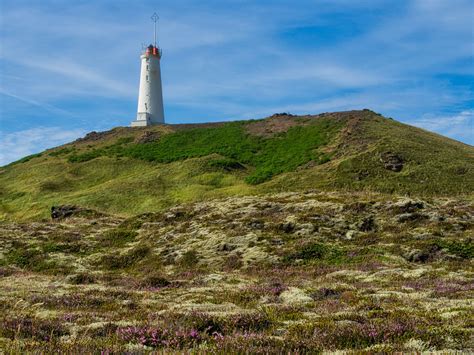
131 13 165 126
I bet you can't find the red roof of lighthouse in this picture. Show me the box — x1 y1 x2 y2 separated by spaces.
145 44 162 58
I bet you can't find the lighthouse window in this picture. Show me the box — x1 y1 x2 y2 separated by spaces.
146 75 149 81
146 65 149 70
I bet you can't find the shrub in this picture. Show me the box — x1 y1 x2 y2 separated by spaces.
223 253 243 270
117 325 202 349
179 250 199 268
101 245 151 270
283 243 347 264
68 149 103 163
68 273 95 285
140 274 170 288
435 240 473 259
0 317 68 341
5 247 62 273
179 311 272 335
207 158 245 171
9 153 42 165
48 147 75 157
100 227 138 247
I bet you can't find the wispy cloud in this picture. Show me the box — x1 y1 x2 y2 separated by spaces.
0 127 86 166
0 88 74 116
0 0 472 164
408 110 474 145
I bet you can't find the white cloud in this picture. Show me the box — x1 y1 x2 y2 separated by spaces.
407 110 474 145
0 0 472 146
0 127 86 166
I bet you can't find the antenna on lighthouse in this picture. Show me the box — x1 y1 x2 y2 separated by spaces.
151 12 159 47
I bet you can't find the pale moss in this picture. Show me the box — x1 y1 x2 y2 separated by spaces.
280 287 313 305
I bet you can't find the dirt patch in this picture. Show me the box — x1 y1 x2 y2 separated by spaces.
245 113 307 137
134 131 161 144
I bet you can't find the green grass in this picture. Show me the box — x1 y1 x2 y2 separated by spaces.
68 120 339 184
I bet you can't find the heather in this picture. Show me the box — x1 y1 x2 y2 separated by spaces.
0 191 472 352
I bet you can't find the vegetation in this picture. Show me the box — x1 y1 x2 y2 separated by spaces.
0 191 472 352
1 110 473 221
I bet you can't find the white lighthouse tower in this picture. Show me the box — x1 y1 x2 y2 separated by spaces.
131 13 165 126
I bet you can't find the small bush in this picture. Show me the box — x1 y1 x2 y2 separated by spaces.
5 248 61 272
68 149 103 163
207 158 245 171
179 250 199 268
283 243 346 264
100 227 138 247
117 325 202 349
101 245 151 270
48 147 75 157
186 311 272 334
435 239 473 259
68 273 95 285
140 274 170 288
9 153 42 165
0 317 68 341
223 253 243 270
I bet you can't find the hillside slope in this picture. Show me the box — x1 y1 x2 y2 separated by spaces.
1 110 473 220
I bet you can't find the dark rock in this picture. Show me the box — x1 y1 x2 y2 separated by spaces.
140 275 170 288
358 216 377 232
51 205 81 220
164 210 187 221
403 244 442 263
380 152 404 172
217 243 236 252
67 273 95 285
271 112 295 118
279 222 296 233
397 212 428 223
311 288 341 300
75 131 108 142
134 131 160 144
391 199 424 213
356 170 370 180
454 166 468 175
404 249 429 263
248 220 265 230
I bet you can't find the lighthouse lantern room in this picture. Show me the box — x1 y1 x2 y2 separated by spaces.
131 13 165 127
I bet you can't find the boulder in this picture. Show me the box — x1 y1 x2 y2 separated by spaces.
51 205 81 220
380 152 404 172
357 216 377 232
397 212 428 223
279 222 296 233
391 199 424 213
248 220 264 230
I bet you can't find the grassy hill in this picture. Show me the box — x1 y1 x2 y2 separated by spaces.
1 109 473 220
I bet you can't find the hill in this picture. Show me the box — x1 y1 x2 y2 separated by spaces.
1 109 473 220
0 109 473 352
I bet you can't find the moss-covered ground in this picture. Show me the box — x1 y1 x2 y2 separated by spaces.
0 192 472 352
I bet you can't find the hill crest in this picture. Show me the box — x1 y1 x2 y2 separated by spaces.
1 109 473 220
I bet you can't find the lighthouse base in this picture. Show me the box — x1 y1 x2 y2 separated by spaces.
130 120 151 127
131 112 165 127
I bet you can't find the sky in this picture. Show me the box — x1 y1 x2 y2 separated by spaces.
0 0 473 165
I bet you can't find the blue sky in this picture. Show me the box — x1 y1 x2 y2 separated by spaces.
0 0 473 165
